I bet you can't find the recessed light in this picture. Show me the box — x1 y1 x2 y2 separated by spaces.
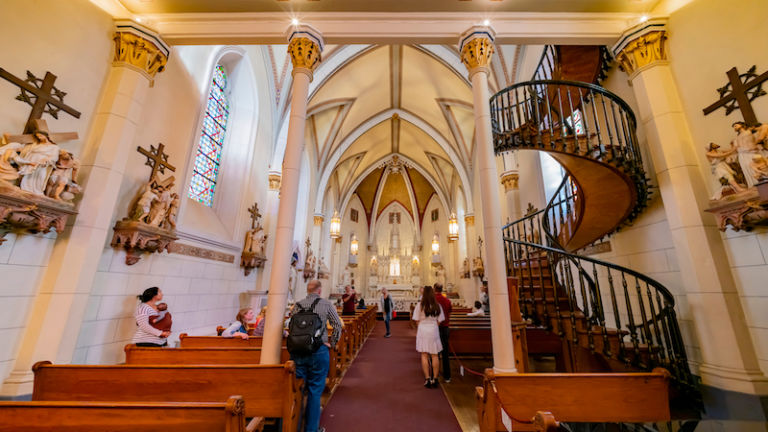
639 15 649 22
291 18 300 26
483 19 490 26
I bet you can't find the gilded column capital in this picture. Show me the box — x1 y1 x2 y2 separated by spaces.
612 18 668 78
286 24 324 79
313 214 324 226
464 214 475 227
500 171 519 191
113 20 170 82
268 170 282 191
458 26 496 76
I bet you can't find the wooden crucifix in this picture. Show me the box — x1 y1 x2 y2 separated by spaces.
1 68 81 144
247 202 261 229
137 143 176 181
0 68 81 134
703 65 768 126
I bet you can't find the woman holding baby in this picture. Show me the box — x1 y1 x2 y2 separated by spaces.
132 287 171 347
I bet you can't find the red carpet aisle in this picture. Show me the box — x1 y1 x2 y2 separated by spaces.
320 320 463 431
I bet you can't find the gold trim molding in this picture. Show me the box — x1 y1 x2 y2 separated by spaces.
288 37 322 73
464 214 475 226
113 22 169 81
501 172 519 191
612 19 669 78
460 37 495 71
268 172 282 191
314 215 324 226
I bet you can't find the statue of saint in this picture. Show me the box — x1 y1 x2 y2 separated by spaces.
369 256 378 277
164 193 180 230
706 142 746 199
16 131 60 195
732 121 763 188
244 222 267 256
751 154 768 183
148 184 171 227
132 181 158 222
342 265 353 286
473 256 485 279
0 142 23 182
461 257 470 279
435 264 446 286
45 150 81 201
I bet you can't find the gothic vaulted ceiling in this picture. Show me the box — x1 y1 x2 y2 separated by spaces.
302 44 483 227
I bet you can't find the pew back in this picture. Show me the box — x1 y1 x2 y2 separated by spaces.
0 397 247 432
32 361 301 431
124 345 290 364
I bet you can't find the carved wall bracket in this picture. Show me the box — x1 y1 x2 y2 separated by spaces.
111 219 178 265
0 182 77 246
241 251 267 276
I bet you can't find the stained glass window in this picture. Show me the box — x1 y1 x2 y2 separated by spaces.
188 64 230 207
564 109 585 136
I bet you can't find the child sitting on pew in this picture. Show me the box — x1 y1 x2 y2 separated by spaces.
222 308 254 339
467 301 485 317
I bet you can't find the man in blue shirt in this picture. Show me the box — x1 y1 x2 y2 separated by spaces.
290 280 343 432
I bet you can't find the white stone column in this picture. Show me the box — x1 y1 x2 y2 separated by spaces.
1 21 169 396
261 25 323 364
460 26 516 372
614 19 768 394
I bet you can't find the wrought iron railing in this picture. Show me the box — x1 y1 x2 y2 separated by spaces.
502 176 695 390
491 79 651 223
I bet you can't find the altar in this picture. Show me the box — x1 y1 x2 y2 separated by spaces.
369 283 418 312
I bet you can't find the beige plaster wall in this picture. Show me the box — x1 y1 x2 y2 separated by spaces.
0 0 113 383
661 0 768 375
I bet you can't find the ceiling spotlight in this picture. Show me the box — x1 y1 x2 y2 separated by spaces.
291 18 300 26
135 16 143 23
483 19 490 26
639 15 649 22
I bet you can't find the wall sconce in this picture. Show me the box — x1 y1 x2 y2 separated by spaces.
350 233 358 255
431 233 440 255
448 213 459 241
329 209 341 239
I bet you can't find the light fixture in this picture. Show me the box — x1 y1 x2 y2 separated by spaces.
482 19 490 26
291 18 300 26
448 213 459 241
350 233 359 255
639 15 649 22
329 210 341 239
431 233 440 255
412 255 420 265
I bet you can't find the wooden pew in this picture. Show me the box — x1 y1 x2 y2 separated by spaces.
124 344 291 364
476 368 671 431
32 361 302 432
0 396 254 432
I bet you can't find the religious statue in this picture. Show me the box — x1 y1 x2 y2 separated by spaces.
369 256 378 277
240 202 267 275
461 257 471 279
706 142 746 199
304 249 317 281
472 256 485 279
318 258 330 279
0 142 23 182
750 154 768 183
731 121 764 188
435 263 446 286
45 150 81 202
341 265 353 286
111 143 178 265
17 130 61 195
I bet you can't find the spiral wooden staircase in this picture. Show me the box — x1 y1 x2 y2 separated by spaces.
492 47 698 400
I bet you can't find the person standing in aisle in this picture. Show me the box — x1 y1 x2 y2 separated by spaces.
434 283 452 383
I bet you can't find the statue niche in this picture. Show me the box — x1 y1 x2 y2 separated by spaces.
111 143 178 265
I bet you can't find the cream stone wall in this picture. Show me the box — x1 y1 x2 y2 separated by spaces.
0 0 113 385
661 0 768 375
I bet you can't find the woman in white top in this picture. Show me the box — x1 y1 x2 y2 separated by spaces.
132 287 170 347
412 285 445 388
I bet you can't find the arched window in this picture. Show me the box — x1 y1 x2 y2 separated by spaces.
188 64 230 207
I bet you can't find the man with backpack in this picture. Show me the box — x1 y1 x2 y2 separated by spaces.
287 279 343 432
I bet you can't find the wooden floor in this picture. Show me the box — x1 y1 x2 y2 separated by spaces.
439 359 491 432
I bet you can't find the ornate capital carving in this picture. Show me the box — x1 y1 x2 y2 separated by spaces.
268 171 282 191
286 25 324 76
500 172 519 191
464 214 475 226
314 215 324 226
459 26 496 73
113 21 170 81
613 19 668 77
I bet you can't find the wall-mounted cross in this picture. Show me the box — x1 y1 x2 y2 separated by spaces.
137 143 176 182
247 203 261 229
703 65 768 126
305 237 312 250
0 68 81 133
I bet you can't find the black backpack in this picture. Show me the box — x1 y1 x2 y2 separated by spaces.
286 298 324 356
